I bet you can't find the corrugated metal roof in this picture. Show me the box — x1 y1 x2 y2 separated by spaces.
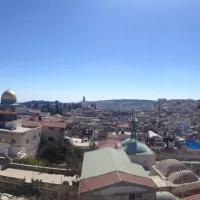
81 147 147 180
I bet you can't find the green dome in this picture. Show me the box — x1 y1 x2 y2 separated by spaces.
121 138 149 155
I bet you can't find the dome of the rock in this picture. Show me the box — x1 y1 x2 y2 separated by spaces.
1 89 17 105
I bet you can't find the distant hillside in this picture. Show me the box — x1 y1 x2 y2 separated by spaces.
90 99 155 111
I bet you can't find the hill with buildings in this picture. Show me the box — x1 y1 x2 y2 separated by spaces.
91 99 155 111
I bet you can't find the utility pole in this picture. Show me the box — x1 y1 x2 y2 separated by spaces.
179 169 184 199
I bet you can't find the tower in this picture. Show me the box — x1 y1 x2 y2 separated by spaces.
129 115 138 140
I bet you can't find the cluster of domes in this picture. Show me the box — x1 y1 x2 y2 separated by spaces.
155 159 186 177
1 89 17 105
168 170 199 184
155 159 199 185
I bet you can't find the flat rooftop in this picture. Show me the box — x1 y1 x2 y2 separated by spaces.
0 168 75 184
71 138 90 147
0 126 32 134
0 193 24 200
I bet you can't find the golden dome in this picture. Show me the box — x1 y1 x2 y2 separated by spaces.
1 89 17 104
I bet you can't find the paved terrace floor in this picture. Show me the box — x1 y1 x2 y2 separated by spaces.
0 193 25 200
0 168 75 184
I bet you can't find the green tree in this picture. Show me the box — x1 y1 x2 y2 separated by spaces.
63 103 67 108
33 101 39 109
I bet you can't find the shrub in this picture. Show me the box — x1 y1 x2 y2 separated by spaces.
12 156 45 166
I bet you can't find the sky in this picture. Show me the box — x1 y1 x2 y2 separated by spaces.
0 0 200 102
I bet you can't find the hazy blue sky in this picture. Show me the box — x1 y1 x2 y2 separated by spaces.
0 0 200 102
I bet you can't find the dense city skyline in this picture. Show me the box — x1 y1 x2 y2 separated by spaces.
1 0 200 101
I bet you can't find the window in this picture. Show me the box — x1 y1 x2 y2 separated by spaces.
26 139 29 144
49 127 54 130
11 139 16 144
48 137 54 141
129 193 142 200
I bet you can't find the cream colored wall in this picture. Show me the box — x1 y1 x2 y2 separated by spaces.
0 132 22 145
41 126 64 144
142 193 156 200
22 127 42 154
80 195 129 200
0 142 9 155
0 127 41 156
81 193 156 200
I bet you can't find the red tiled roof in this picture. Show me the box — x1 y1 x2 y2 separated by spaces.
0 109 16 115
107 134 129 141
79 171 157 195
98 140 117 149
178 190 200 200
98 134 129 149
22 120 66 128
184 194 200 200
117 122 130 129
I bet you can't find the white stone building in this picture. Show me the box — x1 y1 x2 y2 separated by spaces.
22 120 66 144
0 120 41 158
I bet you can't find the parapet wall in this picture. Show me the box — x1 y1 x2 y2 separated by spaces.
172 181 200 195
0 174 78 197
156 153 200 161
8 163 81 176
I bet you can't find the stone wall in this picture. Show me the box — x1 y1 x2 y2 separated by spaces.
0 174 78 197
8 163 81 176
22 126 42 154
156 153 200 161
172 181 200 195
41 127 63 144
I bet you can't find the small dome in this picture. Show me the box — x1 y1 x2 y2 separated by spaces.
156 191 177 200
1 89 17 105
155 159 187 177
120 138 149 155
168 170 199 184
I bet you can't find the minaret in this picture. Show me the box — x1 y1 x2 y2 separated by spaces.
129 115 138 140
82 96 87 108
